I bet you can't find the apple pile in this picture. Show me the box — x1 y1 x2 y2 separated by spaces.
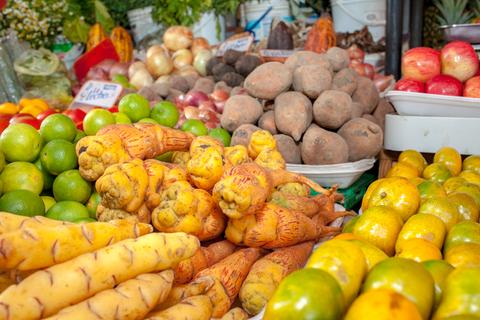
396 41 480 97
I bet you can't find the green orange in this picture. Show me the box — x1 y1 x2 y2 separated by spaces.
455 183 480 207
40 195 56 212
348 239 388 271
34 158 54 190
52 170 92 203
86 192 101 219
40 139 78 175
443 221 480 253
39 113 77 142
396 213 446 251
434 147 462 176
444 177 467 195
423 163 452 184
46 201 90 222
444 243 480 268
459 170 480 187
395 238 443 262
417 197 459 231
417 180 447 203
83 109 115 136
0 123 42 162
118 93 150 122
463 155 480 175
342 216 359 233
448 193 479 222
386 162 419 179
0 162 43 195
398 149 428 175
422 260 454 308
0 190 45 216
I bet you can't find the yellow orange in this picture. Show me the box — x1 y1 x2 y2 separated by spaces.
410 177 426 186
334 233 358 240
348 239 388 271
387 162 419 179
459 170 480 187
396 238 443 262
423 163 453 184
398 149 428 175
463 155 480 175
448 193 479 222
444 243 480 268
342 216 359 233
396 213 446 251
417 197 459 231
417 180 447 204
455 183 480 208
444 221 480 253
434 147 462 176
422 260 454 309
443 177 467 195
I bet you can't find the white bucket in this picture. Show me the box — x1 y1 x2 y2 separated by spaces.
128 6 162 43
241 0 293 40
331 0 386 41
192 12 226 45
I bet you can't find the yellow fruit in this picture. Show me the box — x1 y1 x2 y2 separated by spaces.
459 170 480 187
398 149 428 175
362 257 435 320
353 206 404 256
417 180 447 204
396 238 443 262
348 239 388 271
463 155 480 175
410 177 426 186
444 243 480 268
396 213 446 251
306 239 367 306
387 162 419 179
443 177 468 195
448 193 479 222
434 147 462 176
423 163 453 184
455 183 480 208
422 260 454 309
417 197 459 231
345 288 422 320
334 233 358 240
444 221 480 253
342 216 359 233
362 177 420 222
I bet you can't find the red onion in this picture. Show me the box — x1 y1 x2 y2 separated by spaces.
184 106 200 120
348 45 365 62
210 89 230 102
184 91 209 107
199 110 220 123
205 120 220 129
174 95 187 110
213 100 226 113
198 100 217 113
109 62 129 79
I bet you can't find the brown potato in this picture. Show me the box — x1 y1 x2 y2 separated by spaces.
168 75 190 93
193 77 215 94
301 124 349 165
293 65 332 99
284 51 332 72
244 62 293 100
313 90 352 130
221 95 264 132
352 76 380 114
351 102 364 118
258 110 277 135
332 68 358 96
274 134 301 164
338 118 383 162
373 98 396 130
231 124 261 146
326 47 350 71
274 91 312 141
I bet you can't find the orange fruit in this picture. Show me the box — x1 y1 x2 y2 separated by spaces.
46 201 90 222
422 260 454 309
345 288 422 320
417 197 459 231
443 177 467 194
434 147 462 176
86 192 100 219
417 180 447 204
459 170 480 187
444 221 480 253
0 190 45 216
39 114 77 142
40 196 56 213
444 243 480 268
362 177 420 222
387 162 419 179
348 239 388 271
398 149 428 175
455 183 480 208
0 162 43 195
342 216 359 233
410 177 426 186
118 93 151 122
396 238 443 262
423 163 453 184
40 139 78 175
353 206 404 256
448 193 479 222
396 213 446 251
463 155 480 175
0 123 42 162
52 170 92 203
362 257 435 320
306 239 367 305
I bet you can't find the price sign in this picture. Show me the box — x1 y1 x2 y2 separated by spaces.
71 80 122 109
260 49 294 62
216 35 254 56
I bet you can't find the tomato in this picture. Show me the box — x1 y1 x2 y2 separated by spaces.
0 114 12 134
63 109 86 124
9 114 41 129
36 109 57 122
108 105 119 113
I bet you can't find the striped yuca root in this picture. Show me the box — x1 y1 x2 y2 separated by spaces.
0 213 70 235
44 270 174 320
0 219 152 271
0 232 199 320
145 295 213 320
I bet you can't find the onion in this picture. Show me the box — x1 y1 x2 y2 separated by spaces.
348 44 365 62
364 63 375 79
86 67 109 81
174 95 187 109
198 100 216 113
146 51 174 78
155 75 170 84
184 91 209 107
109 62 129 79
128 61 147 79
130 69 153 89
184 106 200 120
198 109 219 122
373 74 395 92
193 49 213 76
172 49 193 69
95 59 116 73
213 100 226 113
163 26 193 51
210 89 229 102
349 63 366 77
147 45 168 59
174 65 198 77
191 37 210 56
205 121 220 129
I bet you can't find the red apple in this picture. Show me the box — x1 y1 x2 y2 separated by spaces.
464 76 480 98
401 47 441 82
441 41 479 82
426 74 463 96
395 78 425 93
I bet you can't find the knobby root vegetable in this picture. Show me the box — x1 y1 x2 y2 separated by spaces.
270 192 326 217
239 242 314 315
220 308 249 320
189 136 225 155
151 182 226 240
0 213 69 235
155 276 215 311
247 130 277 159
44 271 174 320
212 162 330 219
146 295 212 320
0 232 199 320
224 145 251 167
254 148 286 170
76 123 194 181
194 248 262 318
276 183 310 197
171 151 190 166
0 219 152 271
225 203 342 248
187 146 224 190
231 124 261 147
0 272 14 294
173 241 237 284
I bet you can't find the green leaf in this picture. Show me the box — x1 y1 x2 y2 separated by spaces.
95 0 115 32
63 17 91 43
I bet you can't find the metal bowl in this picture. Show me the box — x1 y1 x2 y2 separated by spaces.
440 23 480 44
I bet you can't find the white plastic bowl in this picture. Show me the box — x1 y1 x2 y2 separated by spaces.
385 90 480 117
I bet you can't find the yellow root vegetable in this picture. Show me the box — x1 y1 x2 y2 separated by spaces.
146 295 213 320
224 145 251 166
152 182 226 240
76 123 194 181
225 203 341 248
187 146 224 190
0 213 69 235
239 242 314 315
171 151 191 166
44 270 174 320
189 136 224 155
155 276 215 310
0 272 14 293
213 162 330 219
0 232 199 320
0 219 152 270
276 183 310 197
254 148 286 170
194 248 262 318
247 130 277 159
220 308 249 320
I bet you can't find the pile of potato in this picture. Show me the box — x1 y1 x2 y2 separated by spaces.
220 48 396 165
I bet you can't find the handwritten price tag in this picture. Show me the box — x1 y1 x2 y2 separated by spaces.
71 80 123 109
216 35 254 56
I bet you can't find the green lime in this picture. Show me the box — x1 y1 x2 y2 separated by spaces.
83 109 115 136
86 192 101 219
0 162 43 195
150 101 179 128
118 93 151 122
73 130 86 144
46 201 89 222
114 112 132 124
112 74 129 87
41 195 56 212
40 140 78 175
39 114 77 142
0 123 42 162
181 119 208 136
0 150 6 174
73 217 96 223
0 190 45 216
209 127 231 146
34 158 54 190
53 170 92 203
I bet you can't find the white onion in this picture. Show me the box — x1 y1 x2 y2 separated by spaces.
130 68 153 89
146 51 174 78
191 37 210 57
163 26 193 51
193 49 213 76
172 49 193 69
128 61 147 79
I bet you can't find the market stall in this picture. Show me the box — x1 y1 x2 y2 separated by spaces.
0 0 480 319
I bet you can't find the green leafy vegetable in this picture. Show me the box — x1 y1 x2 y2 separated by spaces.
94 0 115 32
63 17 91 43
